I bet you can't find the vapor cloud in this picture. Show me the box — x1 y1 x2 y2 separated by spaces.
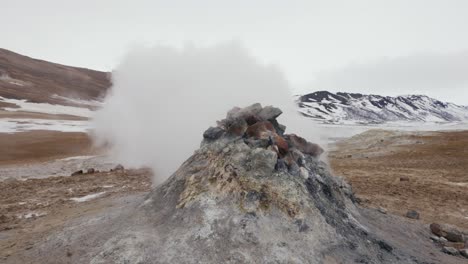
311 50 468 105
92 42 316 183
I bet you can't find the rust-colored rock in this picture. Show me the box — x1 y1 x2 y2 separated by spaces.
273 134 289 156
246 121 275 139
430 223 446 237
285 134 324 157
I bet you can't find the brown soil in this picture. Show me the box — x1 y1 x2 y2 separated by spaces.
0 131 95 165
0 169 151 260
0 110 88 120
329 129 468 230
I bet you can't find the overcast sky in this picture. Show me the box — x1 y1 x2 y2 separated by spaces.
2 0 468 104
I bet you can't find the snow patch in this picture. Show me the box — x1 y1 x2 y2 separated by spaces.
0 118 91 133
0 96 94 117
70 192 106 203
59 155 96 161
18 211 47 219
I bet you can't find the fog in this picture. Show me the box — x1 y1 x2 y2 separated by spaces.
92 42 320 183
311 50 468 105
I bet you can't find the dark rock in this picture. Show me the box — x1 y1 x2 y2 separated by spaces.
442 246 459 255
245 114 261 125
460 249 468 258
445 229 464 243
377 240 393 252
399 177 410 182
405 210 419 219
113 164 124 171
275 159 288 172
71 170 83 176
203 127 224 140
87 168 95 174
269 118 286 135
294 219 309 232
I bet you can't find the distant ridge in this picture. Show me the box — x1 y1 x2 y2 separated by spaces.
297 91 468 124
0 48 111 106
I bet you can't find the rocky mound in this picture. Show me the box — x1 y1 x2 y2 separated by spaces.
14 104 467 264
89 104 415 263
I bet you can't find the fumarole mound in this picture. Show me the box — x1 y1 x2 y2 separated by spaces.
19 104 464 264
92 104 416 263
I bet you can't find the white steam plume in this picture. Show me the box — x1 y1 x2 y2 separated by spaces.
92 42 319 184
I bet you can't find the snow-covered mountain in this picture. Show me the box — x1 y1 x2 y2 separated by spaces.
297 91 468 124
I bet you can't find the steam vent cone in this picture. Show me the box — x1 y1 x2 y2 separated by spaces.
20 104 463 264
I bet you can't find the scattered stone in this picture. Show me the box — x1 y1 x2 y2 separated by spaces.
430 223 445 237
399 176 409 182
285 134 324 157
71 170 83 176
113 164 124 171
377 240 393 252
445 229 464 243
87 168 95 174
430 235 440 242
460 249 468 258
203 127 224 140
405 210 420 220
439 237 448 243
377 207 387 214
442 246 459 255
430 223 465 243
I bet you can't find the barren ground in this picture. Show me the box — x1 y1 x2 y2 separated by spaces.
329 129 468 230
0 131 152 261
1 128 467 263
0 131 96 166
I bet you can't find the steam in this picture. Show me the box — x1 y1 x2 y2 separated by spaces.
92 42 318 183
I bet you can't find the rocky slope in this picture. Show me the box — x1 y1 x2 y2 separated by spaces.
9 104 466 264
0 48 111 107
298 91 468 124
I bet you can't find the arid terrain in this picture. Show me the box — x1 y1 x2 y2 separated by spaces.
330 129 468 230
0 131 152 261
